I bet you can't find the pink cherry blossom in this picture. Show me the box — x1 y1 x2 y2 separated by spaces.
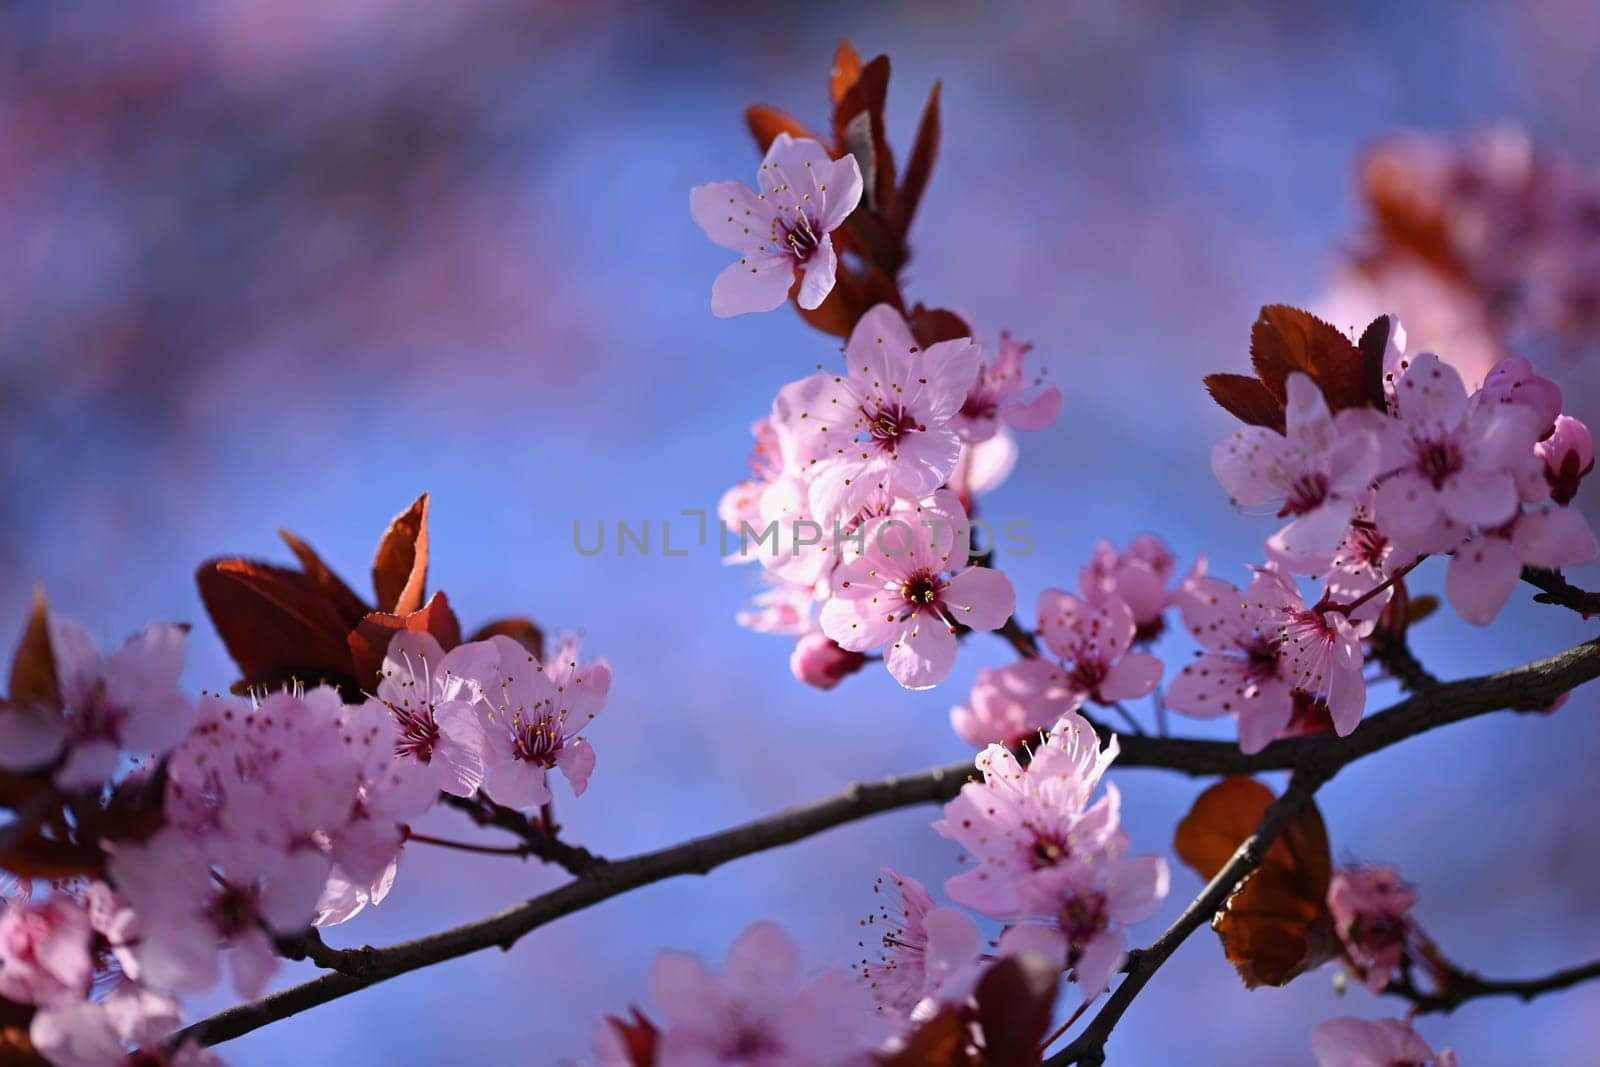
1213 372 1386 571
773 305 979 522
1168 572 1299 753
109 829 330 1000
1536 414 1593 505
951 333 1061 444
1474 353 1562 437
1321 495 1415 619
1310 1016 1457 1067
789 633 868 691
477 634 610 810
1015 852 1169 1000
1327 865 1417 993
950 657 1082 749
324 700 439 885
690 134 863 317
736 575 817 636
820 491 1014 690
934 713 1125 918
1373 353 1542 549
630 921 887 1067
1035 591 1163 706
375 630 491 798
1276 591 1369 736
1445 507 1599 625
949 432 1019 512
0 615 192 791
30 983 223 1067
856 868 984 1018
1078 534 1200 639
0 894 93 1007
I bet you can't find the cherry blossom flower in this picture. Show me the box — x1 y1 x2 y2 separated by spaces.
1276 589 1369 736
1322 495 1414 618
1015 853 1169 1000
690 134 863 317
1078 534 1199 640
950 658 1081 749
820 491 1014 689
1035 591 1163 706
1445 508 1599 625
1328 865 1417 993
736 576 818 636
375 630 492 798
617 921 887 1067
324 700 438 885
1310 1016 1457 1067
1213 372 1386 571
855 869 984 1018
0 895 93 1007
934 713 1125 918
477 634 610 810
951 333 1061 444
773 305 979 522
30 983 222 1067
1169 572 1293 752
0 615 192 791
789 633 868 691
1537 414 1594 505
109 829 330 1000
1373 354 1542 551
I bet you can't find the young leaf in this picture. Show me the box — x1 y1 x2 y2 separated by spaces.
1249 305 1374 414
908 304 972 347
745 105 820 153
893 81 942 239
829 38 863 105
347 591 464 690
1173 776 1336 988
197 559 359 695
7 589 59 712
279 529 371 627
974 954 1060 1064
1203 373 1286 432
877 1006 973 1067
833 55 895 214
372 493 431 616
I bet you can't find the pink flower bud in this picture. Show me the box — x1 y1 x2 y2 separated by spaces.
1537 415 1595 505
789 633 868 690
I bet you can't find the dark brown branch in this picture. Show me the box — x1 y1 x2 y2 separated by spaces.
1386 957 1600 1015
1044 764 1334 1066
1521 567 1600 616
181 638 1600 1049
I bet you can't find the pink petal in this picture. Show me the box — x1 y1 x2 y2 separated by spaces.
1211 427 1290 508
911 337 982 424
1446 536 1522 626
796 236 837 310
921 907 983 986
819 594 901 653
229 927 279 1002
689 180 769 251
1003 385 1062 432
1072 928 1125 1000
555 738 596 797
1097 652 1163 701
722 920 801 994
815 153 864 230
942 567 1016 632
1392 353 1468 428
1373 469 1441 532
1105 855 1169 925
1439 468 1519 528
1513 508 1600 570
885 615 959 690
1164 656 1249 719
710 253 794 317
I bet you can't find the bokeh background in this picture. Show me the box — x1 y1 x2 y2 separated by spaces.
4 1 1599 1063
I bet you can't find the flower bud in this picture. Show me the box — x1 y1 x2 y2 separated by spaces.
1536 415 1594 505
789 633 867 690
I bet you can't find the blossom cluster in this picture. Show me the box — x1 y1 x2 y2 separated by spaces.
0 597 608 1064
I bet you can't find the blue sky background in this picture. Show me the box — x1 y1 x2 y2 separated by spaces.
2 2 1598 1063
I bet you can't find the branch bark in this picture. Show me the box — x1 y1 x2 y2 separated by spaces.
1522 567 1600 616
1386 957 1600 1015
181 637 1600 1050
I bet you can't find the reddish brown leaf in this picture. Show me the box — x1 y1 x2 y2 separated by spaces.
908 304 972 347
468 617 545 662
893 80 941 238
833 55 895 214
278 529 370 628
795 264 867 338
1359 146 1468 282
876 1007 973 1067
1203 373 1286 433
1249 305 1375 414
347 591 463 691
1174 776 1336 988
1355 315 1393 412
597 1009 657 1067
0 828 103 881
0 995 41 1067
829 38 863 105
1407 594 1440 625
372 493 430 616
974 954 1059 1065
7 589 59 712
844 209 905 278
744 106 820 153
197 559 358 695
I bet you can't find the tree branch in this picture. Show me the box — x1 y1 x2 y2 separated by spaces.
1522 567 1600 616
180 637 1600 1049
1386 957 1600 1015
1044 764 1334 1066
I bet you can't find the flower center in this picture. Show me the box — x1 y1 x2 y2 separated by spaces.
1059 893 1110 961
208 882 259 938
866 403 922 449
1419 440 1463 488
782 214 821 261
1029 832 1070 869
389 704 441 764
1281 471 1330 516
511 715 564 768
900 571 944 610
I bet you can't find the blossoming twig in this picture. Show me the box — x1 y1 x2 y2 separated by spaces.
177 638 1600 1050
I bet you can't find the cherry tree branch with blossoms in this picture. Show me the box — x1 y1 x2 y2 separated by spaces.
4 38 1600 1067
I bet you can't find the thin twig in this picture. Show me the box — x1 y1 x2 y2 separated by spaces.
1386 957 1600 1015
1522 567 1600 616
